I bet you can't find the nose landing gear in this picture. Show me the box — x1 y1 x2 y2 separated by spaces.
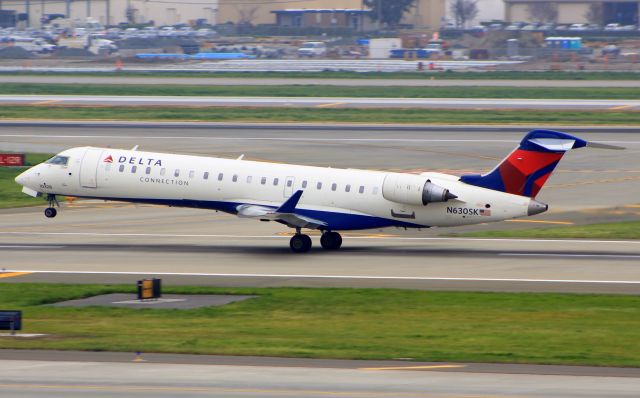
44 194 59 218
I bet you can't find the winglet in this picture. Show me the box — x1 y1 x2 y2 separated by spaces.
276 190 303 213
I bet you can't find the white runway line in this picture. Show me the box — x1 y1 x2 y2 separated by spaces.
500 253 640 259
0 231 640 245
4 269 640 284
1 231 640 244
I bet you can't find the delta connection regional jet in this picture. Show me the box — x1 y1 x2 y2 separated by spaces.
15 130 622 253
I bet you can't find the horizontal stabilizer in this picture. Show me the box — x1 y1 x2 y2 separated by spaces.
587 141 626 150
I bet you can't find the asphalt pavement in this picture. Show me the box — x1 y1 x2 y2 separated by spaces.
0 355 639 398
3 75 640 87
1 94 639 110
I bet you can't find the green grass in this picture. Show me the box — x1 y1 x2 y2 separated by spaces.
0 284 639 367
5 83 640 99
0 153 54 209
449 220 640 240
2 70 640 80
1 106 639 125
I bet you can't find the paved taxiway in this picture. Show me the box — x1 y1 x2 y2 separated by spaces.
3 75 640 87
2 95 640 110
1 122 639 293
1 351 639 398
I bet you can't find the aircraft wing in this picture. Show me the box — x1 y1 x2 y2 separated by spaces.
235 190 327 230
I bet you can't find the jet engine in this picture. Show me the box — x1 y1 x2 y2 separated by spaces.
382 173 457 206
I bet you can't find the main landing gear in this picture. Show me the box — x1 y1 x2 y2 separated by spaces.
320 231 342 251
44 194 59 218
289 229 343 253
290 228 312 253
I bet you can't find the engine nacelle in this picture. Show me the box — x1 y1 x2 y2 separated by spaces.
382 173 457 206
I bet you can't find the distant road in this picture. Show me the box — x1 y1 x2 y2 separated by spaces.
2 75 640 87
2 94 640 110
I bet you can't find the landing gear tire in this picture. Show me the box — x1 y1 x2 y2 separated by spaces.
290 234 312 253
320 231 342 250
44 207 57 218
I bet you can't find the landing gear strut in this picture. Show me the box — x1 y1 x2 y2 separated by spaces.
320 231 342 251
289 227 312 253
44 194 59 218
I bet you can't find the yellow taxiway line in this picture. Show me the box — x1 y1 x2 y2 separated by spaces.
0 272 32 279
30 99 61 106
505 220 574 225
316 102 346 108
360 364 466 371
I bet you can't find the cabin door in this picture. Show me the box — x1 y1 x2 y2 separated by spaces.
79 148 103 188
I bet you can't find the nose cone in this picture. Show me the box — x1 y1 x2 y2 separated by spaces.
528 199 548 216
15 169 30 187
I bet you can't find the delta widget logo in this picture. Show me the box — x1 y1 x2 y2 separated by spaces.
104 155 113 163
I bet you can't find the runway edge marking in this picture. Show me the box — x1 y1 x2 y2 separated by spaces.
4 270 640 284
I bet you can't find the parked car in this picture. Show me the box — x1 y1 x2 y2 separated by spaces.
569 23 588 31
297 41 326 57
604 23 622 31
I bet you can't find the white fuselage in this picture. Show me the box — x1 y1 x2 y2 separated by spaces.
17 146 535 231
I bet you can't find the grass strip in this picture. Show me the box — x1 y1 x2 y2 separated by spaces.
4 83 640 99
0 106 639 125
0 284 639 367
0 153 55 209
448 220 640 240
1 70 640 80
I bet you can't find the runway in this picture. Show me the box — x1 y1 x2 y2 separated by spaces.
3 75 640 87
1 122 639 293
1 204 639 294
2 94 640 110
0 351 639 398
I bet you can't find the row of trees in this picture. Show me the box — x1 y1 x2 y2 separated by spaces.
365 0 480 29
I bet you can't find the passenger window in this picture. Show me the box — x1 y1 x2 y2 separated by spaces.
203 172 209 180
218 173 223 181
345 184 351 192
359 185 364 194
317 182 322 190
189 170 195 178
232 174 238 182
302 180 307 188
273 178 279 186
146 167 151 175
119 164 125 172
174 169 180 177
261 177 266 185
331 183 337 191
287 180 292 187
131 166 137 173
372 187 379 195
246 176 252 183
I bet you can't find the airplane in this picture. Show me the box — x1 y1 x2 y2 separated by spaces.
14 129 622 253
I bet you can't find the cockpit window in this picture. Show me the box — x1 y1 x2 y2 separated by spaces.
46 156 69 166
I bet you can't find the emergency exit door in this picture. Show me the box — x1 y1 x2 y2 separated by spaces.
80 148 103 188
